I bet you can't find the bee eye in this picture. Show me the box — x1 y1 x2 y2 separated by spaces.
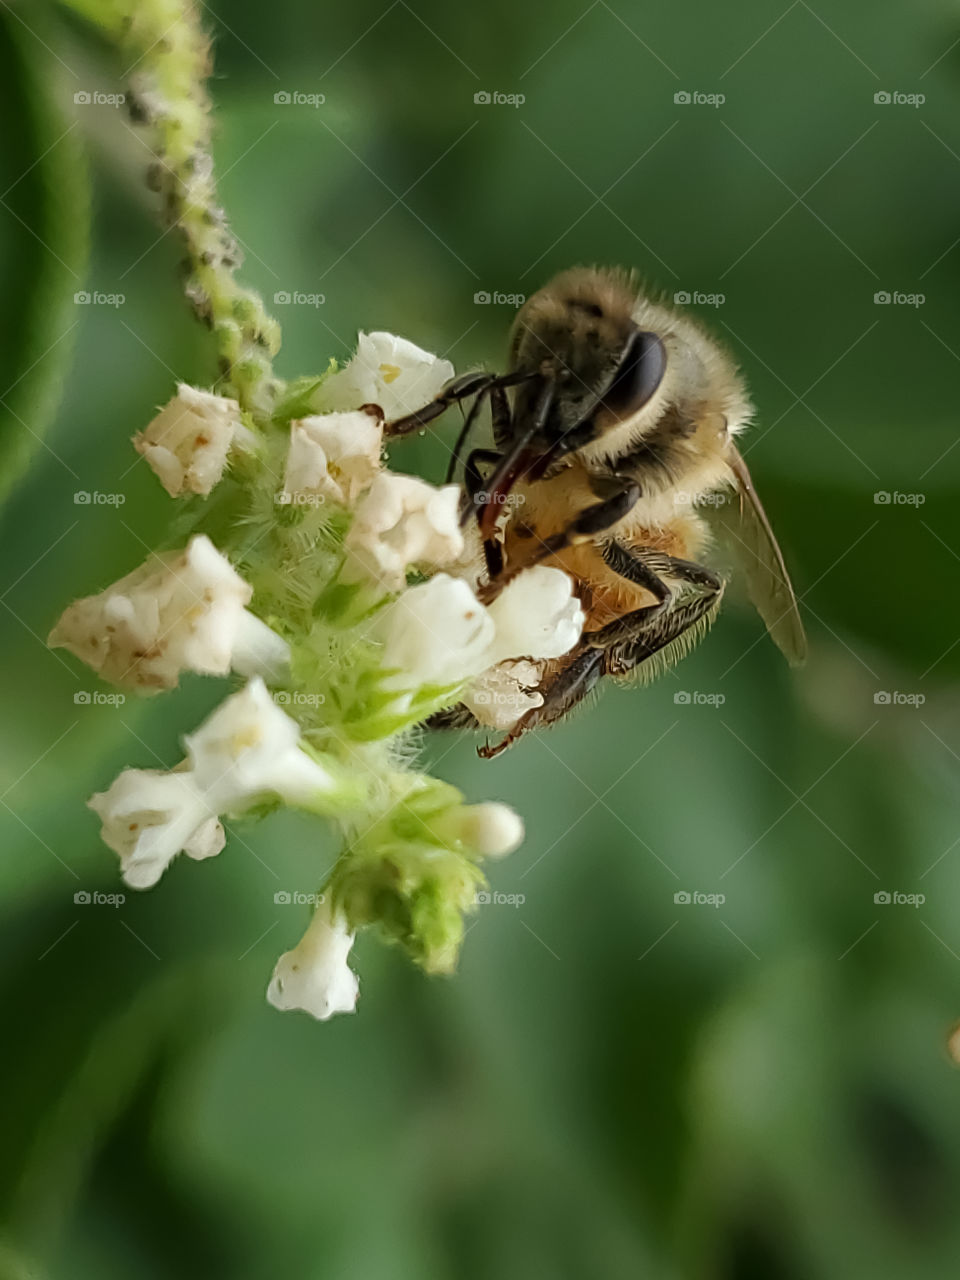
600 330 667 417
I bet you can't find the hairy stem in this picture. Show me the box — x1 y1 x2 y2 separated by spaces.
60 0 282 421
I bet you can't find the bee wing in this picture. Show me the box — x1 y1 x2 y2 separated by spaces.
711 444 807 666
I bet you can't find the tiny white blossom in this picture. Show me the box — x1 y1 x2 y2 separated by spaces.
184 677 336 810
319 331 455 420
134 384 244 497
49 535 288 692
282 411 383 507
463 658 544 730
89 679 339 888
344 473 464 592
377 573 495 700
88 767 224 890
267 898 359 1021
455 802 525 858
486 566 585 664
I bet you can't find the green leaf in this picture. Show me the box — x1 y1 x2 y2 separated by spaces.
0 7 89 506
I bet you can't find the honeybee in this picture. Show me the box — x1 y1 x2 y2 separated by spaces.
387 266 806 756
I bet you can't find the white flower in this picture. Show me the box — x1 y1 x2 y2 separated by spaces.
374 566 585 709
88 767 225 890
89 679 339 888
282 411 382 507
344 473 464 592
319 331 454 420
267 898 359 1020
377 573 495 699
485 566 585 664
454 802 524 858
184 677 336 810
462 659 544 731
49 535 289 692
134 384 245 497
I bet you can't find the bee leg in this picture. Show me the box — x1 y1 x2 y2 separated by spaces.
609 586 724 674
385 369 533 437
583 545 722 648
489 382 512 451
477 649 605 758
463 447 505 578
445 385 494 483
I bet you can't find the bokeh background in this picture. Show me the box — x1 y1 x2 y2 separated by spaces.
2 0 960 1276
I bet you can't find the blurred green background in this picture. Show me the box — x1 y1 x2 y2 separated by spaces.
2 0 960 1276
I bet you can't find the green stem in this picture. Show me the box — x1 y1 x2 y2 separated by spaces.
59 0 282 421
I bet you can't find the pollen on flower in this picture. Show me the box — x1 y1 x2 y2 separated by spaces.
318 331 455 420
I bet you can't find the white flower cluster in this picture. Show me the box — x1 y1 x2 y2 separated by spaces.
56 333 587 1023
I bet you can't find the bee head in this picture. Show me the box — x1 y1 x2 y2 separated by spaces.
508 267 750 476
